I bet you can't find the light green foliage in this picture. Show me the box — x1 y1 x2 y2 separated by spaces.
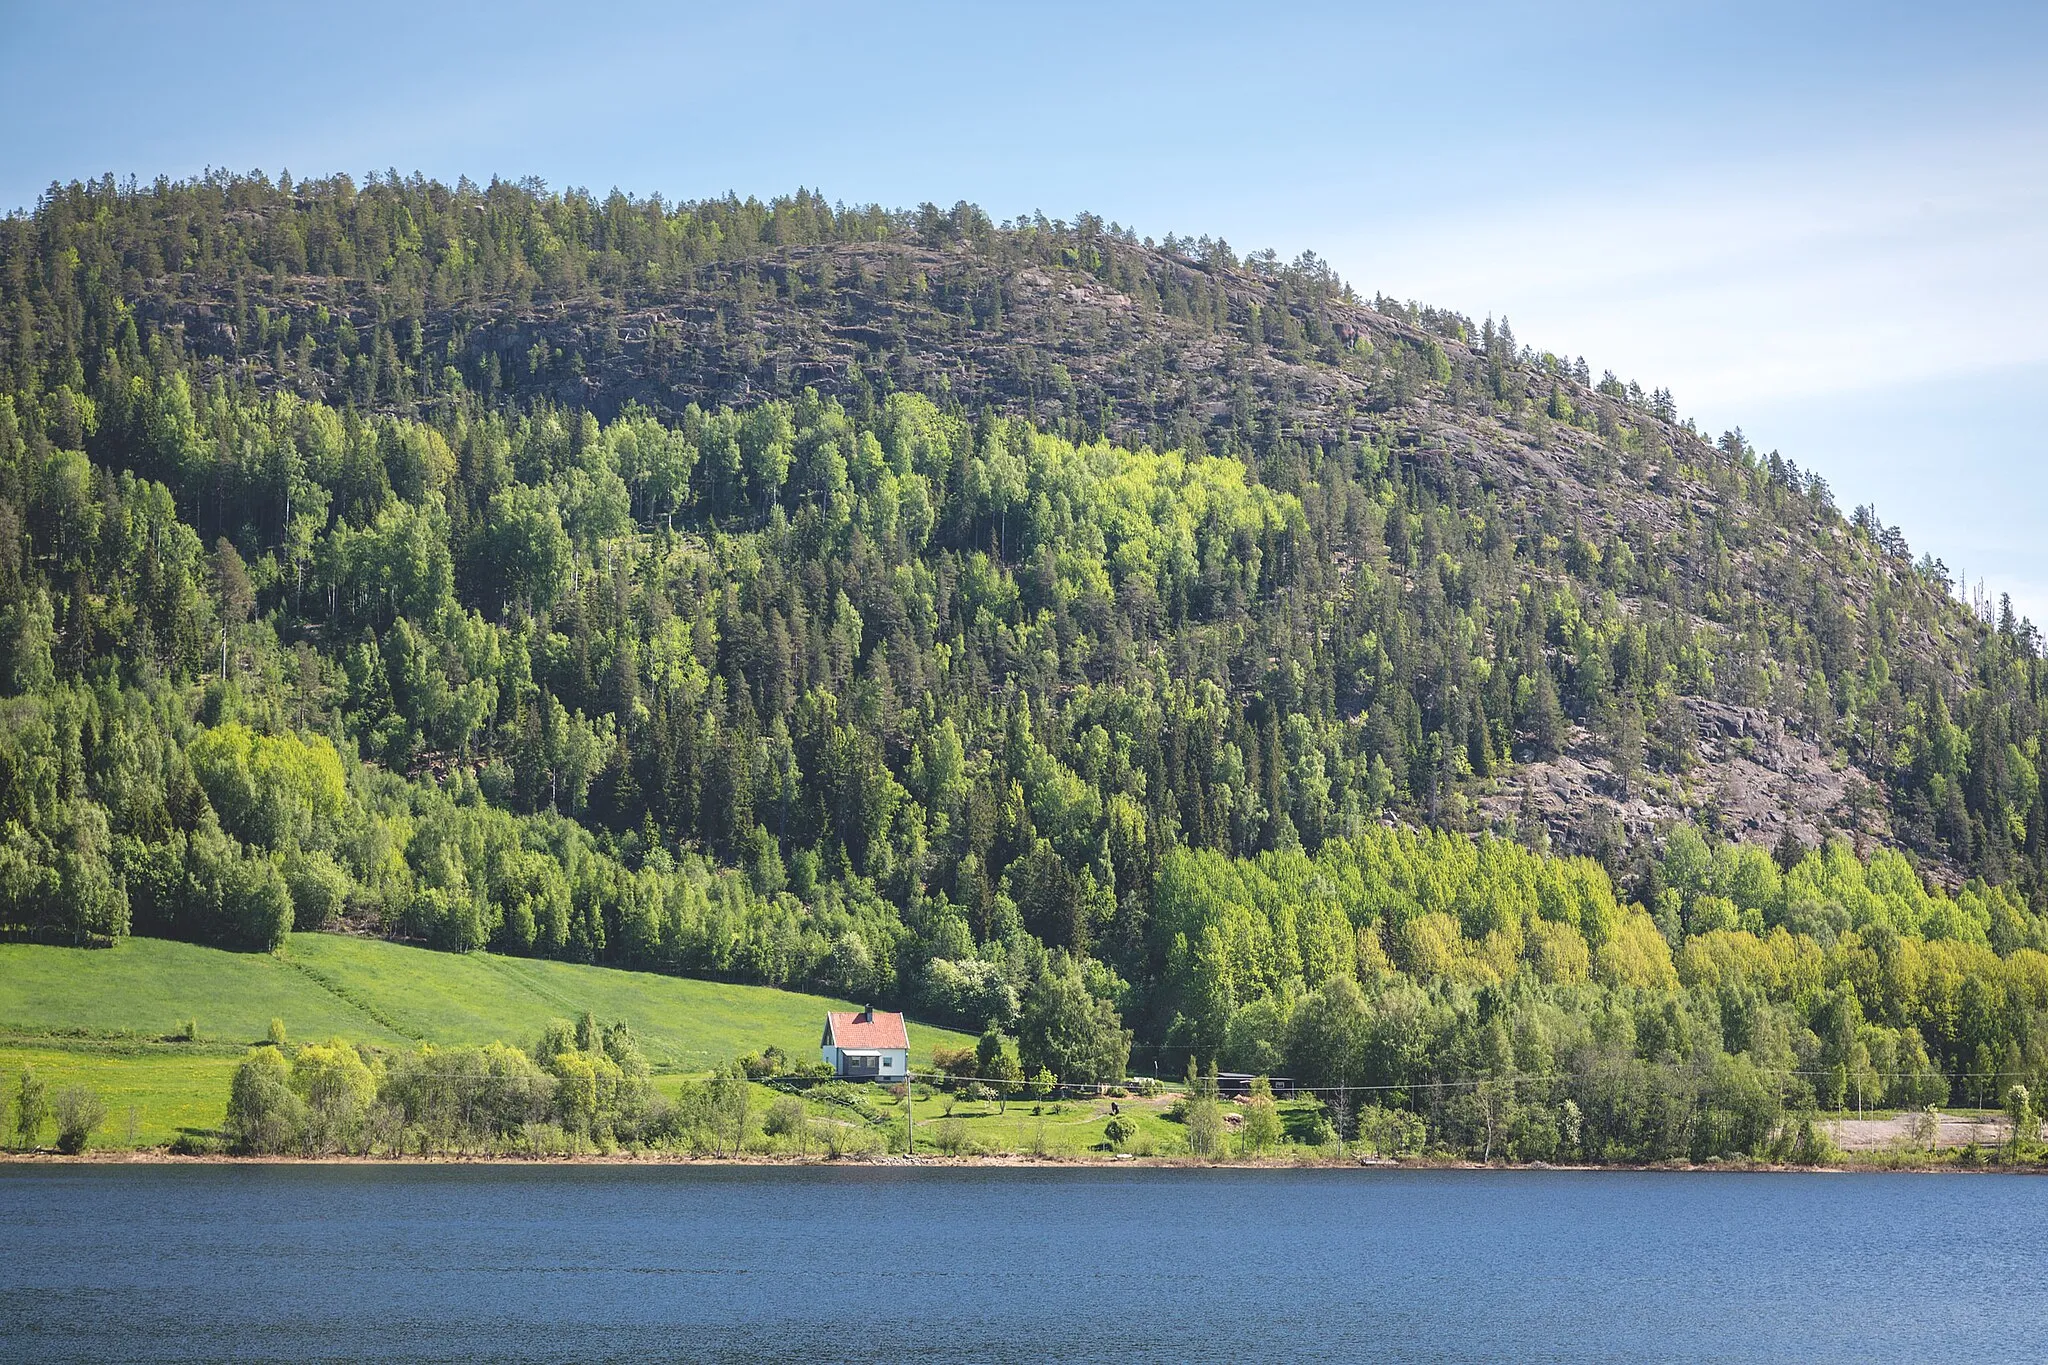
2008 1085 2034 1157
1017 955 1130 1084
975 1026 1022 1110
1357 1104 1427 1158
762 1095 807 1140
1240 1075 1282 1153
290 1041 379 1152
227 1046 303 1153
1179 1059 1225 1159
52 1083 108 1153
15 1064 51 1148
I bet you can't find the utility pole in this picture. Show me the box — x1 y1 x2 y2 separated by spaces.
906 1070 914 1157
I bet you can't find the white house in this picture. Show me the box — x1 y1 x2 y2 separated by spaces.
821 1008 909 1081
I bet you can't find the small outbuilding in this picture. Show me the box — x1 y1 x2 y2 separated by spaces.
1217 1072 1297 1100
821 1007 909 1081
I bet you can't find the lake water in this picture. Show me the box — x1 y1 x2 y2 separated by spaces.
2 1164 2041 1362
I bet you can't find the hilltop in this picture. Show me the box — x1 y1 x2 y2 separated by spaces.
12 174 2000 871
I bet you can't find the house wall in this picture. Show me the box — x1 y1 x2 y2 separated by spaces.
826 1047 908 1079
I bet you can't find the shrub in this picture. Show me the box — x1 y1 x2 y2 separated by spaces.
1357 1105 1427 1158
54 1085 108 1154
930 1045 978 1087
227 1047 306 1153
821 1119 881 1158
763 1096 807 1139
267 1017 288 1048
932 1117 970 1155
1240 1077 1282 1153
1103 1114 1137 1148
14 1066 50 1149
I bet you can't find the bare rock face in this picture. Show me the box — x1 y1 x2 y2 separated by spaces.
137 215 1978 878
1484 697 1882 866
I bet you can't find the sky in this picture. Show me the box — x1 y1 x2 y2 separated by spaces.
3 0 2043 616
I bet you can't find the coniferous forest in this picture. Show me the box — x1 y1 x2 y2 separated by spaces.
7 171 2048 1160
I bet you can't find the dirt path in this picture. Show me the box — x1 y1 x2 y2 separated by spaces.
1827 1112 2011 1151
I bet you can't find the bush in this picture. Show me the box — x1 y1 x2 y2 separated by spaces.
169 1132 222 1156
821 1119 881 1158
227 1047 306 1153
1357 1105 1427 1158
14 1066 50 1148
54 1085 108 1154
930 1045 978 1087
763 1096 807 1139
932 1117 970 1155
1103 1114 1137 1148
1184 1097 1224 1159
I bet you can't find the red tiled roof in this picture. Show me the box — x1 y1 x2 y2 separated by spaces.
826 1009 908 1051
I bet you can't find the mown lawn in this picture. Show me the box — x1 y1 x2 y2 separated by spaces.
898 1088 1190 1156
0 935 974 1149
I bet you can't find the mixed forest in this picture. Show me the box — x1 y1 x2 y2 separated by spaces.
6 170 2048 1162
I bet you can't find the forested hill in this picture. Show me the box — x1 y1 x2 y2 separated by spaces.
3 171 2022 876
5 171 2048 1114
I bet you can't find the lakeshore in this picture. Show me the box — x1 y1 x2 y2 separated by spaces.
5 1143 2040 1174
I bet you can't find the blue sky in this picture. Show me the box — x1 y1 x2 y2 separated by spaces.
4 1 2043 617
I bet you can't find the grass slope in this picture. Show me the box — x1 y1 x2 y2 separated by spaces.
1 934 973 1149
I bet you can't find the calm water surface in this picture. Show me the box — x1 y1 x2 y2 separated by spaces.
2 1164 2040 1362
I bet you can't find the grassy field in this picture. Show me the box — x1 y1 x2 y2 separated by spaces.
0 1046 239 1148
751 1083 1327 1160
1 934 975 1149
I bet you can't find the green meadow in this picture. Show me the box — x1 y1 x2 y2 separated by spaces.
1 934 974 1149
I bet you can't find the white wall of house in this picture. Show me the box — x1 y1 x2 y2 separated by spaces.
822 1047 908 1078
